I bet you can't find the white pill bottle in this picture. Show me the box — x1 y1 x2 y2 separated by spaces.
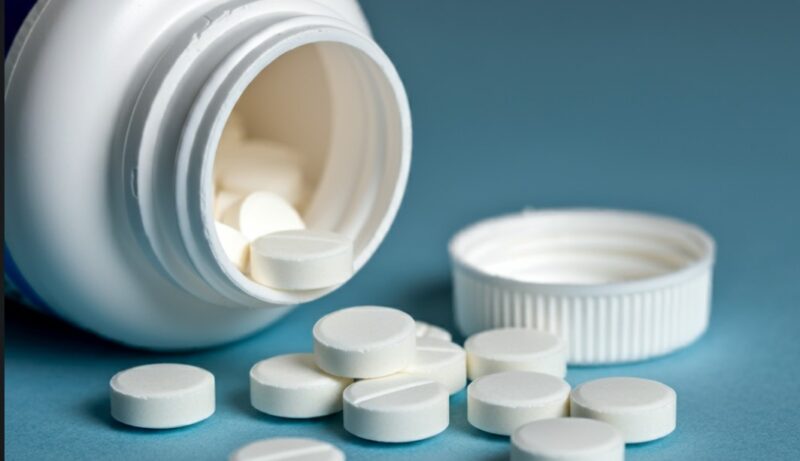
4 0 411 349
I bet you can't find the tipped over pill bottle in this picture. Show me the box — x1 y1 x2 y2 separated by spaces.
4 0 411 349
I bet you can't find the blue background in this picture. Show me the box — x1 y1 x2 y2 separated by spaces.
5 0 800 459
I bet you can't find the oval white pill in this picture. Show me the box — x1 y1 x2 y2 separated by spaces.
467 371 570 436
222 191 305 242
217 140 306 207
313 306 416 379
215 221 250 271
109 363 215 429
415 321 453 342
404 337 466 395
229 437 345 461
250 230 353 291
343 374 449 443
511 418 624 461
464 327 567 380
249 353 353 418
570 377 677 443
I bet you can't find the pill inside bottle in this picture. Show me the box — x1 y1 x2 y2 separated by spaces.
206 43 406 296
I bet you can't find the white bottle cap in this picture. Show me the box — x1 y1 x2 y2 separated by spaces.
449 209 715 364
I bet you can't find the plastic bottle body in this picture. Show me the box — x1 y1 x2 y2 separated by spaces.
4 0 411 349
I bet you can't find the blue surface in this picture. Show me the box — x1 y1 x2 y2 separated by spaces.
5 1 800 459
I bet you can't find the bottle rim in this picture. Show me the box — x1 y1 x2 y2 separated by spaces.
126 9 411 308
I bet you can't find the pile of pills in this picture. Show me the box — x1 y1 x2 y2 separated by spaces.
211 111 354 291
109 309 676 460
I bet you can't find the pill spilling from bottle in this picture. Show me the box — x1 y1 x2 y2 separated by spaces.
212 110 354 291
109 306 676 459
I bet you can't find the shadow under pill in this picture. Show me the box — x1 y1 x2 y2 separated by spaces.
230 388 262 420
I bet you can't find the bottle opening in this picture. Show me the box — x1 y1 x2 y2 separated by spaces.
207 37 410 305
213 43 329 215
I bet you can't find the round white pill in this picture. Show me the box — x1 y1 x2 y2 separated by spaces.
467 371 570 436
511 418 624 461
464 328 567 380
109 363 215 429
404 337 466 395
229 437 345 461
343 374 449 443
222 191 305 242
250 230 353 291
570 377 677 443
249 353 353 418
415 321 453 342
217 140 306 207
215 221 250 271
313 306 416 379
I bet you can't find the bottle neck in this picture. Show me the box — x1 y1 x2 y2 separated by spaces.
123 3 411 309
